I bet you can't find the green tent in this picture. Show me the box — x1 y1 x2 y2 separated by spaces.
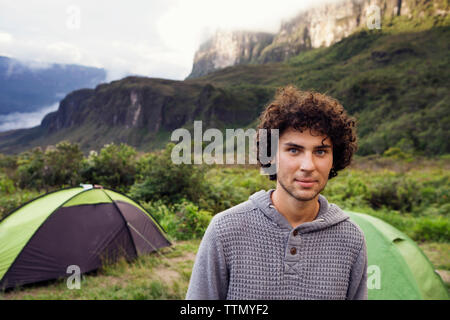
347 211 448 300
0 185 171 289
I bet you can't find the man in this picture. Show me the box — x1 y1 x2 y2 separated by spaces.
186 85 367 300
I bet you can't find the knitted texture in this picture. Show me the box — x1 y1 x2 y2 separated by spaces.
186 189 367 300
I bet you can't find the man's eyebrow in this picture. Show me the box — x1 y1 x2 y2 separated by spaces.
284 142 332 149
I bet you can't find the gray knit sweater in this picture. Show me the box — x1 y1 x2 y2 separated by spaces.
186 189 368 300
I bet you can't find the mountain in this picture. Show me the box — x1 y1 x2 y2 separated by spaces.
188 0 449 78
0 77 271 154
0 56 106 116
0 0 448 156
186 31 274 79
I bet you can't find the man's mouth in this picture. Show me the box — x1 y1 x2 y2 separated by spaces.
294 179 317 188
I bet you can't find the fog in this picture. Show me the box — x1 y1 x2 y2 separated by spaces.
0 102 59 132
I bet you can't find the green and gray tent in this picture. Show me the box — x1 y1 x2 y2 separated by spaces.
347 211 448 300
0 185 171 289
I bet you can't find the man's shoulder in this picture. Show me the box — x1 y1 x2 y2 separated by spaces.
210 198 259 228
328 203 366 246
215 199 258 219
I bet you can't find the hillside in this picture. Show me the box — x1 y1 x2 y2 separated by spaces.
0 13 448 156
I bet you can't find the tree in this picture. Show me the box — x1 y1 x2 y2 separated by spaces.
43 141 84 187
129 143 208 204
16 147 45 190
83 143 137 192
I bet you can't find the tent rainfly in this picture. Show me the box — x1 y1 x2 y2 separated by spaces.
0 185 171 289
347 211 449 300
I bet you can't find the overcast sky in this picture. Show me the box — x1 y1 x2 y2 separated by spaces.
0 0 337 81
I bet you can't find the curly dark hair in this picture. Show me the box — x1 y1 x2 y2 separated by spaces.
257 85 357 180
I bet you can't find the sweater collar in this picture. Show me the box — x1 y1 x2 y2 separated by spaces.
249 189 349 233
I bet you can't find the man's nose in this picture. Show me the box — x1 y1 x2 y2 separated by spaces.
300 152 315 171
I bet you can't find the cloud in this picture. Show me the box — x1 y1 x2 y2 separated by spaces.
45 42 84 64
0 1 338 81
0 31 13 43
0 102 59 132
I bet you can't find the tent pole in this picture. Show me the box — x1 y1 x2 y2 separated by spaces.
126 222 174 267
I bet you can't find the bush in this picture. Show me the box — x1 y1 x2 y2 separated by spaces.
129 143 208 204
15 142 84 190
0 154 18 175
81 143 137 192
0 189 41 220
141 200 212 240
383 147 413 161
16 147 45 190
0 174 15 194
199 166 275 214
43 141 84 187
363 172 421 212
412 217 450 243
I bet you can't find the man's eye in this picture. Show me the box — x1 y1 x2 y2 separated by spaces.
288 148 298 154
316 150 326 155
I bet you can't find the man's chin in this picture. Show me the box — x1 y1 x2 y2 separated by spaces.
292 192 318 202
288 187 320 202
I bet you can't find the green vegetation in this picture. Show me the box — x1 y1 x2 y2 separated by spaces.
82 143 138 192
129 143 208 204
141 200 212 241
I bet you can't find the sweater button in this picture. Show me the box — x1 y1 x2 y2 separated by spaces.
290 247 297 255
293 229 298 236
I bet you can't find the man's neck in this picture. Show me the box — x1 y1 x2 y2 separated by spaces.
270 188 320 229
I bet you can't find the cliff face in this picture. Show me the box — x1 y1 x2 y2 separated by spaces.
40 77 263 132
187 31 274 79
0 76 270 153
188 0 448 76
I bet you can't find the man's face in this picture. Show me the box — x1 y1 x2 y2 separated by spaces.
275 127 333 202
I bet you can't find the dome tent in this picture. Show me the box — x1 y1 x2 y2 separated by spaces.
347 211 448 300
0 185 171 290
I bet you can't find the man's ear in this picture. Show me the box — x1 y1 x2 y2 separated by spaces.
329 167 337 178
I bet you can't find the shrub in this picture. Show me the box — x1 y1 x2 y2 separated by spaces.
16 147 45 190
0 154 18 175
383 147 413 161
140 200 212 240
82 143 137 192
43 141 84 187
15 142 84 190
0 174 15 194
0 189 41 220
412 217 450 243
364 173 421 212
199 166 275 214
129 143 208 204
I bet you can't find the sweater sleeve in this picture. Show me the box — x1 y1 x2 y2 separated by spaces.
346 237 368 300
186 215 229 300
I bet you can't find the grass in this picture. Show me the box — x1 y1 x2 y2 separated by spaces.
418 242 450 295
418 242 450 271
